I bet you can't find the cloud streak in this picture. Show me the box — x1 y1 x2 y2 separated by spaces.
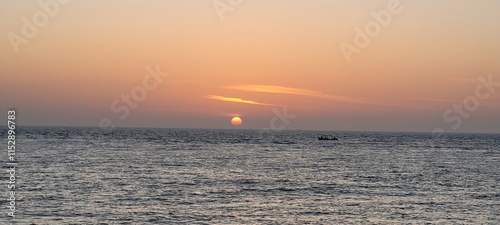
226 85 396 106
205 95 277 106
408 97 458 103
225 85 415 108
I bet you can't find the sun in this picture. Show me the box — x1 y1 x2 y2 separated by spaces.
231 117 242 126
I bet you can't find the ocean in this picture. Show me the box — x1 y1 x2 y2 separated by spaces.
3 127 499 224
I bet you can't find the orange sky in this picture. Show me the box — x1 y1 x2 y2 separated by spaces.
1 0 499 132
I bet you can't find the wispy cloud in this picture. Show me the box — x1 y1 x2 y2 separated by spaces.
226 84 391 106
205 95 277 106
227 85 321 96
408 97 458 103
225 84 428 109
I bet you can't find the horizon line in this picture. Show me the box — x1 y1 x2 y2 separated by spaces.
3 124 499 135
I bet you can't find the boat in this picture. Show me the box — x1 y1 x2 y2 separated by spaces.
318 135 338 140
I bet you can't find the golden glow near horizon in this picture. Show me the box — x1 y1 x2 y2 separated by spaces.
231 117 242 126
1 0 499 132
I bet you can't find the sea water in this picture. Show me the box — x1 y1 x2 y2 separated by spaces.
2 127 499 224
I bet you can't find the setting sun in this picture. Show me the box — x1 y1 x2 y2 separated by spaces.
231 117 242 126
1 1 499 223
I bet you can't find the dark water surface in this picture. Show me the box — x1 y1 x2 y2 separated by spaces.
2 127 499 224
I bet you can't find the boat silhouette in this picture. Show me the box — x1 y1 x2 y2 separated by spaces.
318 135 338 140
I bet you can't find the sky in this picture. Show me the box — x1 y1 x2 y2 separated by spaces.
1 0 499 133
